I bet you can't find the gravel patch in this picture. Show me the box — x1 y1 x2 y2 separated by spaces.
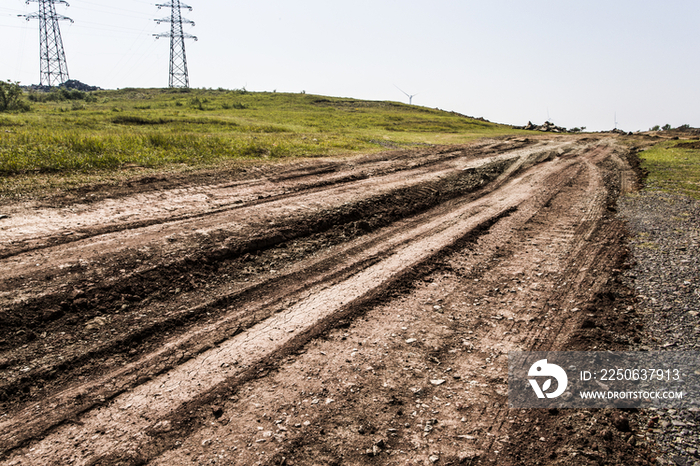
619 190 700 466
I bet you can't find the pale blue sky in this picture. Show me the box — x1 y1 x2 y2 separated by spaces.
1 0 698 131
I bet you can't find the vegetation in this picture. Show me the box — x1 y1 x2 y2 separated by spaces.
639 140 700 199
27 87 97 103
0 88 521 182
0 81 30 112
649 124 691 132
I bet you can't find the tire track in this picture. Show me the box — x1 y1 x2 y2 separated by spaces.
0 143 568 408
1 144 583 464
142 140 637 466
0 140 518 260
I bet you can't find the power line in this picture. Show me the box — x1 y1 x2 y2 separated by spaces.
154 0 196 88
69 3 155 22
0 7 30 14
108 26 160 85
75 0 155 17
64 20 156 34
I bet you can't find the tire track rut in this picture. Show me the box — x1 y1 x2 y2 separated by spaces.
0 136 639 465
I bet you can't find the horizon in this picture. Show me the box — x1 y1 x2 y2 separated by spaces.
2 0 699 133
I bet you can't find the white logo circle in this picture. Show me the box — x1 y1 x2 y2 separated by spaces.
527 359 568 399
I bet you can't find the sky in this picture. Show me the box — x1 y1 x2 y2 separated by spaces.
1 0 699 132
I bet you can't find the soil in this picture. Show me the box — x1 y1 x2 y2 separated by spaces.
673 140 700 150
0 135 658 465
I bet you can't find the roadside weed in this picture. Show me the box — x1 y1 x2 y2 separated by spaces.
640 141 700 199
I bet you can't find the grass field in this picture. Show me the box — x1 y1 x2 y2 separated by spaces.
639 139 700 199
0 88 523 197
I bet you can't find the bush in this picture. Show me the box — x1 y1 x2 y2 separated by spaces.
0 80 31 112
27 87 96 103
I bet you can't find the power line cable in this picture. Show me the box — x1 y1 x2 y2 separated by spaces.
64 20 156 33
104 21 157 83
15 9 30 79
69 4 155 21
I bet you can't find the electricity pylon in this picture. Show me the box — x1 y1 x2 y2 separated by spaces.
154 1 197 88
21 0 73 87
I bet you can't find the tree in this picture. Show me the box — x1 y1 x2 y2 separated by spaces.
0 80 30 112
650 125 660 131
662 124 672 131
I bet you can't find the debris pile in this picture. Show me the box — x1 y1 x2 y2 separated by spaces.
25 80 101 92
62 80 101 92
521 121 567 133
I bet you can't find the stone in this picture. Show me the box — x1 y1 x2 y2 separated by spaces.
613 414 631 432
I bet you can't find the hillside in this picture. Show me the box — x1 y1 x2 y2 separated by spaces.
0 88 517 174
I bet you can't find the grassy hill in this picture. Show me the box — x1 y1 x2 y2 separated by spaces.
0 88 522 197
0 88 520 172
638 139 700 199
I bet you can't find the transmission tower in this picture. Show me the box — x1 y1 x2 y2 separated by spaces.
154 1 197 88
21 0 73 87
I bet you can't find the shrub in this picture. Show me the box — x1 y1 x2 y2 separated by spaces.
27 87 96 103
0 80 31 112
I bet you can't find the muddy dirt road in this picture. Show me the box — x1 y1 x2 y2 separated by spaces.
0 136 655 465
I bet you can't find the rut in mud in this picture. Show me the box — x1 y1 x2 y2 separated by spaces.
0 136 653 465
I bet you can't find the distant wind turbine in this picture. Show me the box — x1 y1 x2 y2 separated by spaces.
395 85 418 105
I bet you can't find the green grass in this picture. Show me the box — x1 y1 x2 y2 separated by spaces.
639 140 700 199
0 88 523 198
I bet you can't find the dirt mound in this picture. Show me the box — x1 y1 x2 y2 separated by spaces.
521 120 568 133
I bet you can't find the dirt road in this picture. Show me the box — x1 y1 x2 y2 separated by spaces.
0 136 655 465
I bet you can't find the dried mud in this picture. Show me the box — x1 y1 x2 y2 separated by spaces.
0 136 654 465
